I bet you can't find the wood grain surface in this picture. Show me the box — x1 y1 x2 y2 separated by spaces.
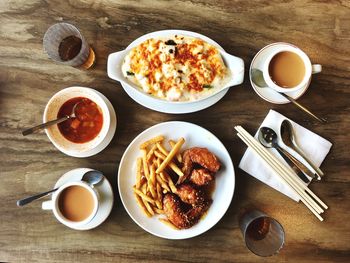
1 0 349 262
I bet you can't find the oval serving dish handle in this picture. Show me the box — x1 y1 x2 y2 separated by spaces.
221 51 245 87
107 49 129 82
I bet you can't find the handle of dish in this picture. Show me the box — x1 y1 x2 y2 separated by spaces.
107 49 128 82
42 200 53 210
221 51 245 87
312 64 322 74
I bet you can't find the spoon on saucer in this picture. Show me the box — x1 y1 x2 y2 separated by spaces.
22 101 82 136
280 119 323 180
258 127 315 183
16 170 104 207
251 68 326 123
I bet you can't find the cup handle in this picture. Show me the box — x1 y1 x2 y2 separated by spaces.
42 200 53 210
312 64 322 74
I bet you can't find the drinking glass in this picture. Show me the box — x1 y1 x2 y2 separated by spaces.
43 23 95 69
239 210 285 257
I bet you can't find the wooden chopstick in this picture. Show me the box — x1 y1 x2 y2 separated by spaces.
235 126 328 210
235 126 328 215
236 132 324 219
236 132 323 220
235 126 328 221
235 127 325 214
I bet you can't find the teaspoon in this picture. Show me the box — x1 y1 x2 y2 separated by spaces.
251 68 327 123
22 101 81 136
258 127 315 182
280 119 323 180
16 170 104 207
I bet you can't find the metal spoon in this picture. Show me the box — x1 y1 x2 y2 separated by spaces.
16 170 104 207
251 68 327 123
280 119 323 180
258 127 316 182
22 101 82 136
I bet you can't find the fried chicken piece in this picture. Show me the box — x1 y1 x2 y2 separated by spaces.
190 168 214 186
176 183 206 205
163 194 191 229
186 199 211 222
187 147 221 172
178 147 221 184
163 183 212 229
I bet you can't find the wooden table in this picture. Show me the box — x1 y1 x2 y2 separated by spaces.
1 0 349 262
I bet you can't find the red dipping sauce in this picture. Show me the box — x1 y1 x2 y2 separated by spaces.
57 97 103 143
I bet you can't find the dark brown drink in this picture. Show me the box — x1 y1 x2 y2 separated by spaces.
58 35 95 69
59 35 82 61
246 216 271 240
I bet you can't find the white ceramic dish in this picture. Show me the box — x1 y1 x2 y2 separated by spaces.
107 30 244 113
51 168 114 230
249 43 309 104
118 121 235 239
44 87 117 158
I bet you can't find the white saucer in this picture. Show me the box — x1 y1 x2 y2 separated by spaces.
71 90 117 158
53 168 114 230
249 42 310 104
120 30 230 114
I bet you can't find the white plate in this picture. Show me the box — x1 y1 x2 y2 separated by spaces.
111 30 235 114
118 121 235 239
249 42 309 104
54 168 114 230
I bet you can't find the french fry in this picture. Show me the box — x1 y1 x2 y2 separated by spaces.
134 193 151 217
134 135 190 228
141 149 150 180
168 162 184 177
155 200 162 209
156 142 169 156
141 182 147 194
156 158 161 168
156 183 162 203
154 208 164 214
154 150 184 177
150 164 156 186
148 164 157 199
169 140 182 163
156 137 185 174
136 157 142 189
156 175 170 192
140 135 164 149
133 187 155 205
161 171 177 193
143 199 155 216
146 144 157 162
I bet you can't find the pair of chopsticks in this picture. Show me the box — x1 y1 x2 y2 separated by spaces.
235 126 328 221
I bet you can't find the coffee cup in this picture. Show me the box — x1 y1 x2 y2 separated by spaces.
42 181 99 228
262 43 322 93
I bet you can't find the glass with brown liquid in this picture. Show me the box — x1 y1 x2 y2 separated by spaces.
239 210 285 257
43 23 95 69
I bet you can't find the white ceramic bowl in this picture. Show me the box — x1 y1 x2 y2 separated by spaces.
44 87 112 157
107 30 244 112
118 121 235 239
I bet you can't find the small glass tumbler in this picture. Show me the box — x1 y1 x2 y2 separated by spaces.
239 210 285 257
43 23 95 69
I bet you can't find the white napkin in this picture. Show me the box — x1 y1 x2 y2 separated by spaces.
239 109 332 201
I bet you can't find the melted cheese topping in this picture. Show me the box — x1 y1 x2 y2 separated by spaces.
121 35 230 101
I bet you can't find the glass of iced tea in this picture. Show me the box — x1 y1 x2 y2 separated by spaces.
239 210 285 257
43 23 95 69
